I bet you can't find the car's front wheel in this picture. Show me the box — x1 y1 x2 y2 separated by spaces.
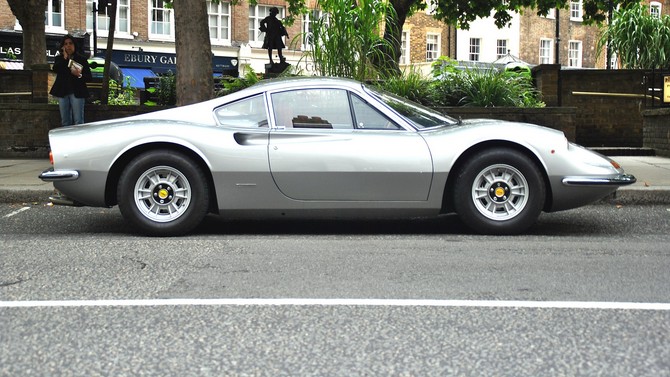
453 148 545 235
118 150 210 236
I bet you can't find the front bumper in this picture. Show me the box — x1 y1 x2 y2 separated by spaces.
562 173 637 186
39 168 79 182
38 168 85 206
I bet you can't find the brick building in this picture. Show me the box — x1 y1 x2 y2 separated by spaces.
459 0 670 69
0 0 668 82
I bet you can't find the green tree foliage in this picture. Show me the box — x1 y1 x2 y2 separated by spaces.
303 0 394 80
598 3 670 69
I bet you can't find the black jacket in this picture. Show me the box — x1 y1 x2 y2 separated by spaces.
49 52 92 98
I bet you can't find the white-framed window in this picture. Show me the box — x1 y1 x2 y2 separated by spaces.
86 0 131 36
45 0 65 31
539 38 553 64
149 0 174 40
425 0 437 15
570 0 583 21
400 30 410 65
651 2 662 18
469 38 481 61
496 39 508 59
568 40 582 67
302 9 328 49
426 33 440 62
609 51 618 69
249 5 285 48
208 0 231 44
542 9 556 19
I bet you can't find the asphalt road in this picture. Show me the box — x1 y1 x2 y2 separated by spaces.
1 203 669 376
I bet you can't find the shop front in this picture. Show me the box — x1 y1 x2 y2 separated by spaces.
98 49 239 89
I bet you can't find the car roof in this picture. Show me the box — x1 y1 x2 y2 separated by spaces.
243 76 365 94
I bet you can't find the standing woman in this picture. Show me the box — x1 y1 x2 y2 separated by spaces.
50 34 92 126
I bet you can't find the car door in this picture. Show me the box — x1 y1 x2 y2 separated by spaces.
268 88 433 201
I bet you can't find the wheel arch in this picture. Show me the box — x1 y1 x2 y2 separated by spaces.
442 140 553 213
104 142 219 213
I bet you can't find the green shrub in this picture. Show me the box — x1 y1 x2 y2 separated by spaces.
144 72 176 106
375 68 433 105
302 0 393 81
215 69 261 97
107 77 137 105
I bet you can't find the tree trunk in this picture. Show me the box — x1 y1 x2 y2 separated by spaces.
7 0 48 68
378 0 412 75
173 0 214 106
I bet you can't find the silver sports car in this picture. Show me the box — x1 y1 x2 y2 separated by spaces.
40 77 635 236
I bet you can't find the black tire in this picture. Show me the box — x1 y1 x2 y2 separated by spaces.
453 148 545 235
118 150 210 236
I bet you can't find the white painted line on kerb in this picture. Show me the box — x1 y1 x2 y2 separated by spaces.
1 299 669 310
3 206 30 218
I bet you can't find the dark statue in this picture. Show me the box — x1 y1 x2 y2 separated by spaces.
260 7 290 74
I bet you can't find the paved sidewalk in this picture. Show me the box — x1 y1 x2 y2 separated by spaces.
1 156 669 204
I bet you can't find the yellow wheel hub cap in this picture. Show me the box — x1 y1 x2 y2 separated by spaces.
158 188 170 200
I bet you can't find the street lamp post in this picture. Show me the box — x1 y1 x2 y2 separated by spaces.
92 1 98 56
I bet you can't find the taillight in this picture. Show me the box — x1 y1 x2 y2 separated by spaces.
49 151 54 165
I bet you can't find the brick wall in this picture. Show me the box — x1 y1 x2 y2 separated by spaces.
0 0 13 29
0 65 49 104
0 103 166 158
642 108 670 157
0 65 662 153
533 65 645 147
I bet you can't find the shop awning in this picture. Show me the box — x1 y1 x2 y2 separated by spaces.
122 67 156 89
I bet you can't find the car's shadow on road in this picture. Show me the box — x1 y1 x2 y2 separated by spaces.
194 211 614 237
16 202 636 237
194 214 472 236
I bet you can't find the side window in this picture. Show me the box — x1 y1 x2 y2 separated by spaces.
271 89 353 129
214 94 268 128
351 94 402 130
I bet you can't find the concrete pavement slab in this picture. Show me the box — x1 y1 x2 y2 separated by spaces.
0 159 54 203
605 156 670 204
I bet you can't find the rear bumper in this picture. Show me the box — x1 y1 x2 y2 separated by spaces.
39 168 79 182
562 174 636 186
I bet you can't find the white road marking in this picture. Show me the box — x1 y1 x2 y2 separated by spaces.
3 207 30 218
1 298 669 310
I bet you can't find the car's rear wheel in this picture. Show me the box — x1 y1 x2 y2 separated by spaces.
453 148 545 235
118 150 209 236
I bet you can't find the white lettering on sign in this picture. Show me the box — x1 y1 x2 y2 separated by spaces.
0 46 22 55
159 56 176 65
123 53 158 64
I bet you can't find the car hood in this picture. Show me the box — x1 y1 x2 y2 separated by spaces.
444 117 566 138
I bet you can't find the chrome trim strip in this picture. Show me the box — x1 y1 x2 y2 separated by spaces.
39 168 80 182
562 174 636 186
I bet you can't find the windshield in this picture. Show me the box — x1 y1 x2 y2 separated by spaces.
364 85 459 129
